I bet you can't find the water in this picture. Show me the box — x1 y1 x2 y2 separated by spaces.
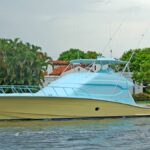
0 118 150 150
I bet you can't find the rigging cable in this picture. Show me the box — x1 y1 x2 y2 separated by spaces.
112 23 150 95
122 23 150 73
102 23 123 55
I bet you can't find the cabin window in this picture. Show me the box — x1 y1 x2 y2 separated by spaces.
82 85 121 95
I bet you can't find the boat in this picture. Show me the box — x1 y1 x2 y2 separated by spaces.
0 56 150 120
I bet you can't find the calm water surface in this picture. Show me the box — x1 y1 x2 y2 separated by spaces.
0 118 150 150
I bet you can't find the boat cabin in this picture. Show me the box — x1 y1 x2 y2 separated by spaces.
39 56 137 105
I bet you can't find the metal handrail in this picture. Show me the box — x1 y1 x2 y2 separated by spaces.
0 85 125 99
0 85 41 94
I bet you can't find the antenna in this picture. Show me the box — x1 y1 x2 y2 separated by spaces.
110 49 112 58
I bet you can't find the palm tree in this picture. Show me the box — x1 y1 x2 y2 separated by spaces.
0 38 52 86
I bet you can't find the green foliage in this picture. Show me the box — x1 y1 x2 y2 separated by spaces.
58 48 99 61
120 48 150 92
85 51 99 59
0 38 51 86
133 93 150 101
58 48 85 61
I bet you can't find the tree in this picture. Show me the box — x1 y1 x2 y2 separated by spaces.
120 48 150 93
58 48 85 61
0 38 51 86
85 51 100 59
58 48 100 61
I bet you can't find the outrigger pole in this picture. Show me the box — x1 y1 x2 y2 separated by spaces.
122 23 150 73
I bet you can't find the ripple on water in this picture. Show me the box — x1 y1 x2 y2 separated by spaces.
0 118 150 150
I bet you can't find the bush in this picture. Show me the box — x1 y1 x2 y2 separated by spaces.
133 93 150 101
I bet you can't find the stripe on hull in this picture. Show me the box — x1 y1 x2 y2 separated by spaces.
1 115 150 121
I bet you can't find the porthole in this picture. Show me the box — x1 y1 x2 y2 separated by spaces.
95 107 100 111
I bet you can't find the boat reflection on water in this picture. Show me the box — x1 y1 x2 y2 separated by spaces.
0 118 121 127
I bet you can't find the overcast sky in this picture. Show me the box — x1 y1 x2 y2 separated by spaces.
0 0 150 59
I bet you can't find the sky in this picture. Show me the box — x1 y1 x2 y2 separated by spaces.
0 0 150 59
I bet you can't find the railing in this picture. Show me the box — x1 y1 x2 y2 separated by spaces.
0 85 92 98
0 85 134 105
0 84 126 101
0 85 41 94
